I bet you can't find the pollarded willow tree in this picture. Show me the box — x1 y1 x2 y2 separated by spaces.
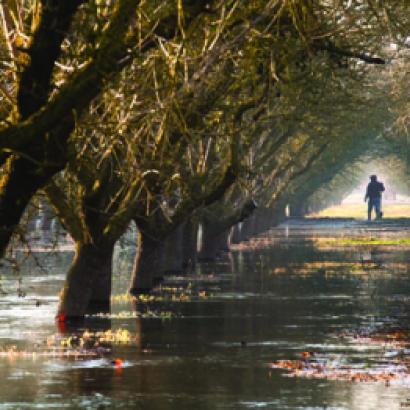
52 1 410 318
44 0 290 317
43 5 247 317
26 1 329 317
52 0 344 316
0 0 222 256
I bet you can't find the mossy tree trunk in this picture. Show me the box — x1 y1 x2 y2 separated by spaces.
216 228 231 252
129 231 166 294
57 241 115 319
45 177 136 320
0 0 175 257
199 199 256 260
238 214 256 241
182 217 199 271
230 223 242 244
163 224 185 275
198 220 225 261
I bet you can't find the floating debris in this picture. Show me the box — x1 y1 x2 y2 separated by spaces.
0 346 108 359
0 329 141 360
49 328 134 347
270 359 404 385
271 326 410 385
87 310 175 320
339 326 410 348
230 237 276 251
112 285 213 304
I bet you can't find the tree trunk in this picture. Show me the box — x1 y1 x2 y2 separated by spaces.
289 202 307 217
252 209 262 236
216 228 231 252
182 218 198 271
198 220 218 261
230 223 242 244
87 244 115 314
23 202 39 232
129 231 165 295
198 221 230 261
163 224 184 275
38 202 55 230
239 214 256 241
0 157 57 256
271 206 286 226
253 208 272 235
265 207 279 230
57 241 114 319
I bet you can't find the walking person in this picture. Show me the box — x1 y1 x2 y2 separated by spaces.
364 175 385 221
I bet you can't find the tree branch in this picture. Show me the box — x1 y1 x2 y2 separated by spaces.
43 180 83 242
314 43 385 65
17 0 86 119
203 199 257 237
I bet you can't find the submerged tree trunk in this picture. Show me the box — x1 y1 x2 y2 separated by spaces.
251 209 263 236
216 228 231 252
198 221 231 261
198 220 216 261
289 202 307 217
129 231 165 295
230 223 242 244
252 208 272 236
271 206 286 226
239 214 256 241
87 245 115 314
182 218 199 271
57 241 114 319
198 199 257 259
162 224 184 275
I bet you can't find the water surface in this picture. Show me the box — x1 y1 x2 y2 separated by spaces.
1 218 410 409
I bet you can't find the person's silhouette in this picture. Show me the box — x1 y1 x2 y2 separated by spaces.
364 175 385 221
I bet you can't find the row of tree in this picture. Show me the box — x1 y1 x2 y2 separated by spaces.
0 1 409 318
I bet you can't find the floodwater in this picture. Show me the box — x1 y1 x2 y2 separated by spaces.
1 218 410 409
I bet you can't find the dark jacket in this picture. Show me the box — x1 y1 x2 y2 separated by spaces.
365 181 385 200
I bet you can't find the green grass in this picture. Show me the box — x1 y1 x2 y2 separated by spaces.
318 237 410 246
310 203 410 219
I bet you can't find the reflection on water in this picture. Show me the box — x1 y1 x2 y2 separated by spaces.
0 219 410 409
